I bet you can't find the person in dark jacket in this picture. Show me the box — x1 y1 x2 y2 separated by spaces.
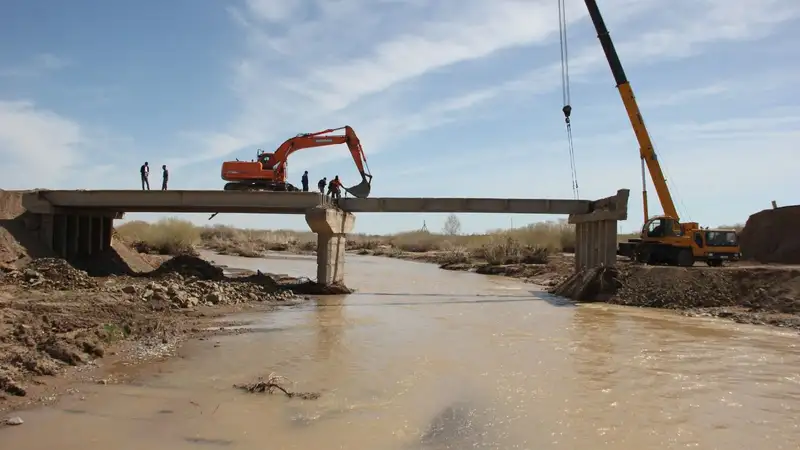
161 165 169 191
140 162 150 190
301 171 309 192
317 177 326 194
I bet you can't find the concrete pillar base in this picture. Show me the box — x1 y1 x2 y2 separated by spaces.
573 219 618 271
305 207 355 285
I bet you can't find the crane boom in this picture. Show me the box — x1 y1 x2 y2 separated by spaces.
583 0 678 222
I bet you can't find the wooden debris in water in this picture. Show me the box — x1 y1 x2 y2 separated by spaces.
234 373 320 400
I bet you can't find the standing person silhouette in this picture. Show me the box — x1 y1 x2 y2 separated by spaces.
140 162 150 190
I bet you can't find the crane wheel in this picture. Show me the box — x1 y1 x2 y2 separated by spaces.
676 249 694 267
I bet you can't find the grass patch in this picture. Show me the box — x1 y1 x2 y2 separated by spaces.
116 218 200 255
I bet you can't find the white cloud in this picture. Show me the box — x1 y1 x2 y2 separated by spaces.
243 0 305 22
0 101 84 188
0 53 71 78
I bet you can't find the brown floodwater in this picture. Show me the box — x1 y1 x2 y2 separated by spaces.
3 252 800 449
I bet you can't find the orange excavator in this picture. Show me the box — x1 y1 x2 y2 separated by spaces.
220 126 373 198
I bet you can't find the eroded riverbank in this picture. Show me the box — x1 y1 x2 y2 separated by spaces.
0 254 324 410
2 252 800 449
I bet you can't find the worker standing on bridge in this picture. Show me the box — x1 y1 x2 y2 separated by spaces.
318 177 326 194
140 162 150 191
161 165 169 191
301 171 309 192
327 176 342 200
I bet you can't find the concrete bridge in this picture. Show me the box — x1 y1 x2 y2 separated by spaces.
21 189 629 285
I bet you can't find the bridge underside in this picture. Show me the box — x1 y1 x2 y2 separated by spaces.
20 189 629 285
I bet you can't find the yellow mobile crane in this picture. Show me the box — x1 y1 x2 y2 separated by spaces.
581 0 741 267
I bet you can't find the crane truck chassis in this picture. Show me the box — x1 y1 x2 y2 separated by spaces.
582 0 741 267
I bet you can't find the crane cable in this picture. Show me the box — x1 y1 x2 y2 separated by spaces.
558 0 579 199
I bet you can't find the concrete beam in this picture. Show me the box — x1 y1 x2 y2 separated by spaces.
336 197 592 214
568 189 630 224
305 207 355 285
22 190 327 214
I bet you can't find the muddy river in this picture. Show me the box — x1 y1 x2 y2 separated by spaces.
3 253 800 449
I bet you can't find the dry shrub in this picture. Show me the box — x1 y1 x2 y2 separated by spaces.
389 231 446 252
199 224 315 256
384 220 574 255
475 236 550 265
116 218 200 255
496 220 575 253
439 246 471 265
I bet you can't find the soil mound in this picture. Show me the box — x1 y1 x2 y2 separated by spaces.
149 255 225 280
550 264 800 328
0 190 54 266
1 258 97 290
739 205 800 264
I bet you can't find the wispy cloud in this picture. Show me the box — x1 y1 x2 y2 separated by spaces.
0 53 71 78
177 0 797 176
0 100 84 187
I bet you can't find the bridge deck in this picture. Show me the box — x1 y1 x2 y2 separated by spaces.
21 190 594 215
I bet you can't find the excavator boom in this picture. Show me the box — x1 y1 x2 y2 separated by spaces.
220 125 373 198
583 0 678 221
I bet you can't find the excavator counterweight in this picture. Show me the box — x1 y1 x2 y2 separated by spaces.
220 126 373 198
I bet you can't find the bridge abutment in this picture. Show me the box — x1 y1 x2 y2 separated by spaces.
25 212 115 259
305 207 355 285
569 189 630 270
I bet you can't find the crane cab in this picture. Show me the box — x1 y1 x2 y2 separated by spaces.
618 216 741 267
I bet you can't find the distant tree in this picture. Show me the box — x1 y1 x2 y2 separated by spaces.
443 214 462 236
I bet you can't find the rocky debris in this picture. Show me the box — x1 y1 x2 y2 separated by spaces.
4 416 23 426
0 370 26 397
0 258 97 290
148 255 224 280
121 276 300 310
285 280 353 295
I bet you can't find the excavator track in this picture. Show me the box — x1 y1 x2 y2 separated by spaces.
223 181 301 192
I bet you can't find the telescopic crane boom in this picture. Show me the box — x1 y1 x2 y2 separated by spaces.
582 0 741 267
583 0 676 222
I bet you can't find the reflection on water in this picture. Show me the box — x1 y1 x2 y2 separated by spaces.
2 253 799 449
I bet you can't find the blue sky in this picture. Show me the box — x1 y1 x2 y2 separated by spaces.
1 0 798 235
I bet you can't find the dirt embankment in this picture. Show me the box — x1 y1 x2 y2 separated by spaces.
551 265 800 330
0 254 311 407
739 206 800 264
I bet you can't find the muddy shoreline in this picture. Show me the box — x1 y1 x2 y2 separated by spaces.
351 248 800 331
0 254 345 413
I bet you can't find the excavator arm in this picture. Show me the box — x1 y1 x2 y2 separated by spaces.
266 125 373 197
583 0 678 222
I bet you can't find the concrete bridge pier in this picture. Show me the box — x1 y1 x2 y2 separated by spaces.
305 207 355 285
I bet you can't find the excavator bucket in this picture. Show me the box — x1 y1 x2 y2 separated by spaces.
344 178 372 198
